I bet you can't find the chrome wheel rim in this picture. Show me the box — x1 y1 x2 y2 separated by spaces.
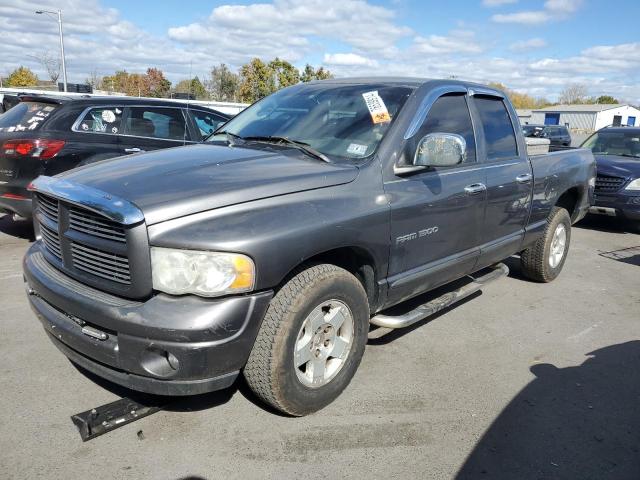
294 299 354 388
549 223 567 268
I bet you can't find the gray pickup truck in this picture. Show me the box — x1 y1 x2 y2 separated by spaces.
23 78 595 416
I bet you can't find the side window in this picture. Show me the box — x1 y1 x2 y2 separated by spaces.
125 107 188 140
76 107 123 134
474 97 518 160
190 110 227 140
415 94 476 163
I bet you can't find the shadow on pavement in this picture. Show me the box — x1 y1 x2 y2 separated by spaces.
0 214 35 241
576 215 639 235
456 341 640 479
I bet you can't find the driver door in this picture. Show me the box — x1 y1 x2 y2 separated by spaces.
383 93 486 306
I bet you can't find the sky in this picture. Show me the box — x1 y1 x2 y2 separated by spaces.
0 0 639 102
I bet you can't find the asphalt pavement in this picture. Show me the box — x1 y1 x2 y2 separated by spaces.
0 213 638 480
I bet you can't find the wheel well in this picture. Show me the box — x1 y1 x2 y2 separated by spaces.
283 247 378 312
556 188 579 220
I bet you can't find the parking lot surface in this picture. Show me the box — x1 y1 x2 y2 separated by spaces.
1 213 638 479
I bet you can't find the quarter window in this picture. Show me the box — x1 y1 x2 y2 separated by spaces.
76 107 123 134
125 107 188 140
415 94 476 163
190 110 227 140
474 97 518 160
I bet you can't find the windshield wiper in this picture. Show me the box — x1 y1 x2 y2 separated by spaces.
241 136 330 163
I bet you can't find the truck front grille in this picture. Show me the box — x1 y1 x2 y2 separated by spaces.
595 175 626 192
71 242 131 284
68 206 126 243
34 192 150 298
40 222 62 260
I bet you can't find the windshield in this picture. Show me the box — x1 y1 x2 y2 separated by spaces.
522 125 543 137
208 83 414 160
582 130 640 158
0 101 58 132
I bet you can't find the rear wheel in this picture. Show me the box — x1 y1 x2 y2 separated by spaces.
520 207 571 282
244 264 369 416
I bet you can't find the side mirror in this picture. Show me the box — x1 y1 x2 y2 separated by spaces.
414 133 466 168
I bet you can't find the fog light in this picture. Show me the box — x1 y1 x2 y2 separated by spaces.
140 347 180 378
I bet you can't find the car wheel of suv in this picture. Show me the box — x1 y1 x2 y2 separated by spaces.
244 264 369 416
520 206 571 282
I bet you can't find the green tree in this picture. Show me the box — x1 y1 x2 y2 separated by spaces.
595 95 618 104
174 76 208 99
300 64 333 82
6 66 38 87
268 57 299 89
238 58 275 103
207 63 239 101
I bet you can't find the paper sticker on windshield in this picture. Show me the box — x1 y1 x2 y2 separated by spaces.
347 143 368 156
362 90 391 124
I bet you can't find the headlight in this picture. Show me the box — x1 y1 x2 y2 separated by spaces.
150 247 255 297
625 178 640 191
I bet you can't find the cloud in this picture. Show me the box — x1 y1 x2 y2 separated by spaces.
323 53 379 67
509 38 548 51
491 0 582 24
482 0 518 7
169 0 412 63
412 31 484 55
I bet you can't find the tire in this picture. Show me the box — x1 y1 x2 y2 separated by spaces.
520 206 571 282
244 264 369 416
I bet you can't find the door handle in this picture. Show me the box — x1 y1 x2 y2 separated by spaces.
124 148 144 153
464 183 487 195
516 173 532 184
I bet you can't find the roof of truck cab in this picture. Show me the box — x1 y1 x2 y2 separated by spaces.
308 77 505 92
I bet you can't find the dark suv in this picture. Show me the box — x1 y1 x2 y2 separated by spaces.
0 95 230 219
522 124 572 148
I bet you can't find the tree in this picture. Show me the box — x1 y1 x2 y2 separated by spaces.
174 76 208 99
559 83 589 104
488 82 549 109
30 51 60 83
238 58 275 103
595 95 618 104
268 57 299 89
300 64 333 82
207 63 239 102
146 68 171 98
6 66 38 87
86 69 101 90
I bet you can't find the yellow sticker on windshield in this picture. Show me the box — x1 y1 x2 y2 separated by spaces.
362 91 391 124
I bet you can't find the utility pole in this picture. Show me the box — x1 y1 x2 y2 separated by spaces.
35 8 68 92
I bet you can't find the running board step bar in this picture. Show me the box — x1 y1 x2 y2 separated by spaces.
370 263 509 329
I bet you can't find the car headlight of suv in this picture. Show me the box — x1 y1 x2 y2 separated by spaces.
150 247 255 297
625 178 640 191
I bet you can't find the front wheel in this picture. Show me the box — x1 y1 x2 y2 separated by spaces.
520 206 571 282
244 264 369 416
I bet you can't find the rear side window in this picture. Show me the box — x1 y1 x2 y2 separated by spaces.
0 102 58 132
474 97 518 160
190 110 227 140
416 94 476 163
76 107 123 134
126 107 187 140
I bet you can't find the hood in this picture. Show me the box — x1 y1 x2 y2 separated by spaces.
594 154 640 180
60 143 359 225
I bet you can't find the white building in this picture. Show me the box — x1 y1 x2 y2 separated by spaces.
527 104 640 132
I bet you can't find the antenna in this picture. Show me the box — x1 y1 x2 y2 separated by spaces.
183 60 192 146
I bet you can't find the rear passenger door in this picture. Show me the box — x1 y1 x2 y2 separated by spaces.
470 94 532 267
69 105 126 165
119 106 193 154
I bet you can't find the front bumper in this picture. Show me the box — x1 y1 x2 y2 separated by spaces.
24 243 273 396
591 192 640 221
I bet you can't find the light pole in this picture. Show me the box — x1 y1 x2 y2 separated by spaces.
35 9 68 92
